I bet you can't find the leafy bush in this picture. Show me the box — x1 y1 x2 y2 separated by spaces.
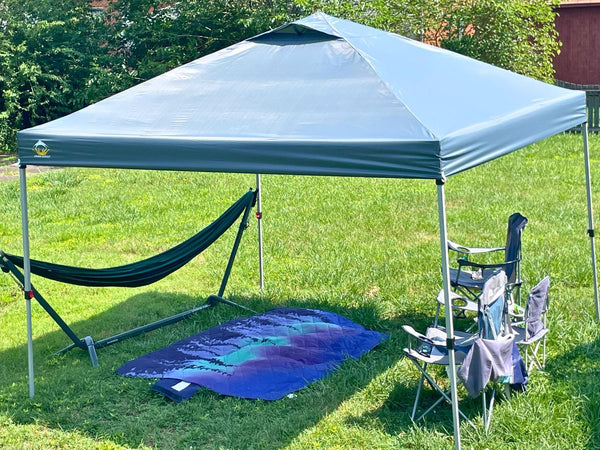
297 0 560 82
0 0 301 153
0 0 124 153
440 0 560 83
106 0 302 83
0 0 561 153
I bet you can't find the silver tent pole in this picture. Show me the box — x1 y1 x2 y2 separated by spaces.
582 122 599 320
19 165 35 398
256 174 264 290
436 179 461 449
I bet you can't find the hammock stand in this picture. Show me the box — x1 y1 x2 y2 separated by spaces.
1 189 257 366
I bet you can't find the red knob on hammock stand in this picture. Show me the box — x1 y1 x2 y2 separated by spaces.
256 212 262 219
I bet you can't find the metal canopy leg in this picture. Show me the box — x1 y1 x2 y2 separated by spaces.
436 179 461 450
582 122 600 321
256 174 264 290
19 165 35 398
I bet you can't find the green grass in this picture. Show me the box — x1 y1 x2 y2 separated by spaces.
1 133 599 449
0 154 16 166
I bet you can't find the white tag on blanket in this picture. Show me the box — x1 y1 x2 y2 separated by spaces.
171 381 191 392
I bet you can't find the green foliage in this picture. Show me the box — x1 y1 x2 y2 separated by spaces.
0 0 561 154
297 0 561 82
441 0 561 83
0 0 124 153
0 0 302 154
106 0 302 85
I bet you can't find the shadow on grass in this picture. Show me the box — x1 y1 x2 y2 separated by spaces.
0 290 428 448
344 329 600 447
341 314 489 439
543 335 600 449
343 365 492 438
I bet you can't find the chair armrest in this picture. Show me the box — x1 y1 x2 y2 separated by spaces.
402 325 430 343
436 290 467 302
436 289 478 313
506 281 523 290
448 240 505 255
457 258 519 270
402 325 437 357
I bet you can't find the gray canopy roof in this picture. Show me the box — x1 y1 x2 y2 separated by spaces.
17 13 586 179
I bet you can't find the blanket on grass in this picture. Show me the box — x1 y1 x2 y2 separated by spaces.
116 307 388 401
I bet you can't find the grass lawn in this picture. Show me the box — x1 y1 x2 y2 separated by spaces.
0 155 16 165
0 133 599 449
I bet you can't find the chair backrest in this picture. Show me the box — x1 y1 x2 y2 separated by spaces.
504 212 528 283
479 271 507 339
526 276 550 339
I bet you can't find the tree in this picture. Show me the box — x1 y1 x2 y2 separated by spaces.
0 0 560 153
0 0 303 153
0 0 122 152
296 0 561 82
106 0 303 84
440 0 560 83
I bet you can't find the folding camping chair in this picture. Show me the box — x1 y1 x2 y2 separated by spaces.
443 212 528 319
403 271 511 431
510 276 550 372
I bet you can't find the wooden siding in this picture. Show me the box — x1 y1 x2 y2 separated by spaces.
554 4 600 84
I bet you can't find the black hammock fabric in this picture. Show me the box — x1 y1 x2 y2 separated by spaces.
4 190 256 287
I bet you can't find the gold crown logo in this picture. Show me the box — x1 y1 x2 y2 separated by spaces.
33 140 49 156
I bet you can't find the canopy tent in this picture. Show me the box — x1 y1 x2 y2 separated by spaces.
14 13 595 449
19 14 585 178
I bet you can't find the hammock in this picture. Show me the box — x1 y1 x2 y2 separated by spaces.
1 189 257 365
3 189 256 287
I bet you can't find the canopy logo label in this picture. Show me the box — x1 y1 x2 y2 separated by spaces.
33 140 50 158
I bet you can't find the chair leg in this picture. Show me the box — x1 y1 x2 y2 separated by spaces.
465 320 477 333
482 389 487 429
518 341 545 373
519 340 541 373
542 335 547 368
415 385 476 429
485 385 496 432
411 364 427 420
527 341 544 372
416 395 446 422
408 358 476 429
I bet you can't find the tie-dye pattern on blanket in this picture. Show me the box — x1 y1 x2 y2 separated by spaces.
116 307 388 401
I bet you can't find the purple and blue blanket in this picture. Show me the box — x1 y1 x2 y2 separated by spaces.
116 307 387 401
